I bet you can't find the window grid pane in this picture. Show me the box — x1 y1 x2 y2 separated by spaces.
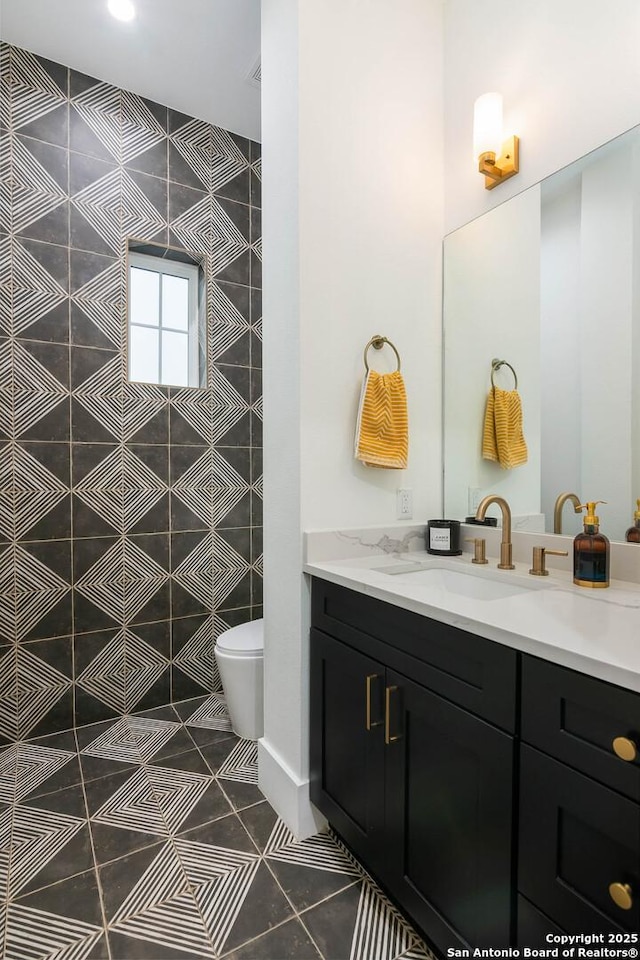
130 267 160 328
128 249 204 388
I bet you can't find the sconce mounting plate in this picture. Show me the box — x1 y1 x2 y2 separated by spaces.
479 135 519 190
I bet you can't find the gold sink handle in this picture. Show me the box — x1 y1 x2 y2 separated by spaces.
529 547 568 577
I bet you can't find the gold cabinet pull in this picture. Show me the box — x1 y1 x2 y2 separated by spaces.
365 674 382 730
385 685 401 745
609 882 633 911
612 736 638 763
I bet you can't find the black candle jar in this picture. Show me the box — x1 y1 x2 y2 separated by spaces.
426 519 462 556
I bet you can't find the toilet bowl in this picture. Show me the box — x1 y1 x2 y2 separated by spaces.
214 618 264 741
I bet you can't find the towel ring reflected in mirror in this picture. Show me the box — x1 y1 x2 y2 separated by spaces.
491 358 518 390
364 335 402 372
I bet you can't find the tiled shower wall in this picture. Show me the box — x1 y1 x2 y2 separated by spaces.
0 43 263 742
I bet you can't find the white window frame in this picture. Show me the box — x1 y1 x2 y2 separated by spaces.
128 251 202 388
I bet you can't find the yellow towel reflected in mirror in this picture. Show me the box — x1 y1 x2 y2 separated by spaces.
482 387 528 469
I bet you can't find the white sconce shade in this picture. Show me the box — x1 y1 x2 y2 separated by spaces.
473 92 519 190
473 92 503 158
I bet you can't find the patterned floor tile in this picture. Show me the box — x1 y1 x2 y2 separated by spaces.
1 702 432 960
183 692 233 732
105 840 224 957
0 743 75 803
263 820 362 913
301 879 426 960
3 803 85 898
79 716 181 764
223 917 323 960
3 902 104 960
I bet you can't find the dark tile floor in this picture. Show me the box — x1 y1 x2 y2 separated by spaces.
0 694 435 960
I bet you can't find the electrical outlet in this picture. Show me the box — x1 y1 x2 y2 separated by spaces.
468 487 482 513
396 488 413 519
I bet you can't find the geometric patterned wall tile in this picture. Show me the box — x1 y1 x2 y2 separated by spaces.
0 543 71 643
76 627 168 715
4 237 68 339
207 281 251 363
0 442 69 540
73 353 167 442
121 90 167 166
172 614 224 693
0 643 72 741
8 135 68 238
16 643 73 739
70 256 125 349
171 448 249 528
74 444 168 534
2 41 262 739
169 117 211 191
172 532 250 611
75 537 168 624
4 46 68 140
71 79 120 163
0 339 69 440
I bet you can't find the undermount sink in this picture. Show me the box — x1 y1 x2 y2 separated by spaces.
376 561 551 601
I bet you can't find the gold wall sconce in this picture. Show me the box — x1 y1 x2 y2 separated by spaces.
473 92 519 190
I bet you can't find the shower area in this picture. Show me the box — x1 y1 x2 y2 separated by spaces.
0 42 263 744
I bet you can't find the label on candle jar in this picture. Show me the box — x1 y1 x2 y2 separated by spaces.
430 528 451 550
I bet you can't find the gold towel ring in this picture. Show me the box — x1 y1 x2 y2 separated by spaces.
364 335 401 372
491 358 518 390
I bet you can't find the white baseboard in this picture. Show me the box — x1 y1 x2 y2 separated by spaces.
258 737 327 840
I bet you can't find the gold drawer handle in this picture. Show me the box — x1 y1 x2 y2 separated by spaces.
609 882 633 911
365 674 382 731
612 736 638 763
385 686 401 745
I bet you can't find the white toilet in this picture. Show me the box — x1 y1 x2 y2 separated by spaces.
214 618 264 740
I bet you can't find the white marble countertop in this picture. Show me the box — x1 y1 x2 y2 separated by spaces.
304 532 640 694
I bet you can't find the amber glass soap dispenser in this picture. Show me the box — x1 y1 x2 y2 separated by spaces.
625 500 640 543
573 501 609 588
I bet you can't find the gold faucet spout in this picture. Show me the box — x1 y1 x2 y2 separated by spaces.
475 495 514 569
553 492 582 534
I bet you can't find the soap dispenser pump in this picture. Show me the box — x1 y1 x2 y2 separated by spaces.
573 501 609 588
625 500 640 543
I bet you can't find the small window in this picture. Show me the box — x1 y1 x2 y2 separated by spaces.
127 246 206 388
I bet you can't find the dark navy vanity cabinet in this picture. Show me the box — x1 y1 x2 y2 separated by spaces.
309 579 640 956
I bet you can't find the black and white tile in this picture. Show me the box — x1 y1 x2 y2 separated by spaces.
1 40 263 739
0 696 435 960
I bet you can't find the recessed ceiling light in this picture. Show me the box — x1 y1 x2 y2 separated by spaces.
108 0 136 22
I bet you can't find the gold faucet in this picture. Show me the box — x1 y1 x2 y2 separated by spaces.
475 495 514 569
553 492 581 534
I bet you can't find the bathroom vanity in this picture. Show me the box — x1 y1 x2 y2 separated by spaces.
305 539 640 954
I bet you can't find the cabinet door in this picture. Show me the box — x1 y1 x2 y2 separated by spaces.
384 671 515 951
309 628 386 871
519 745 640 933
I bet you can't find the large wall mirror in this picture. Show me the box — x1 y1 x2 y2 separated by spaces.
443 123 640 543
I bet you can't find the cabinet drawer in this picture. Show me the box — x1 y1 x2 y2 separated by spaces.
312 579 516 731
522 655 640 802
519 745 640 933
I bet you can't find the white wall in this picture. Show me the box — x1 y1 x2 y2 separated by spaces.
261 0 444 837
443 0 640 234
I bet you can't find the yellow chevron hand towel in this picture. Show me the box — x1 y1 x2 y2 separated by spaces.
482 387 528 469
355 370 409 469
